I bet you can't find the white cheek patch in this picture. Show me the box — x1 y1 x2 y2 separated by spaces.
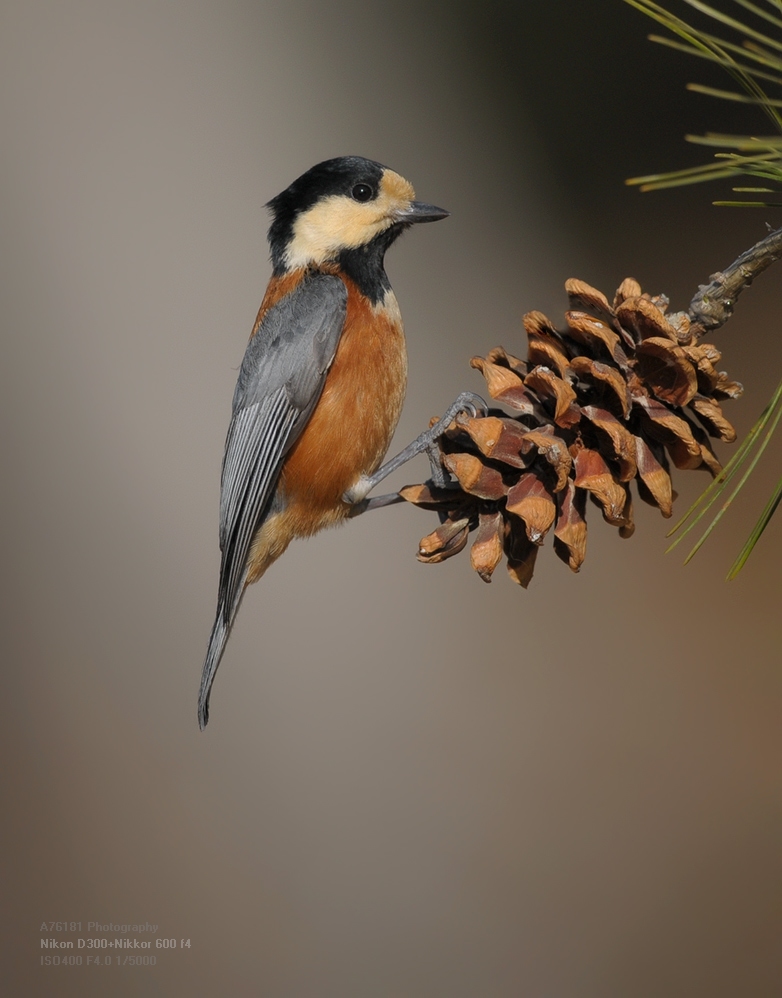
284 170 417 270
284 196 392 269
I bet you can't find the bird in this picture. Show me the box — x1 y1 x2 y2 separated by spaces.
198 155 469 729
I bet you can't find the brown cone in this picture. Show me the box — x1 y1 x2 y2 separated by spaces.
403 277 742 585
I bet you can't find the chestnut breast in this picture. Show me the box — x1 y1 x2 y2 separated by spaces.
279 278 407 525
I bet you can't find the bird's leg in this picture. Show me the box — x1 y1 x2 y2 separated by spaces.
348 445 454 515
344 392 487 514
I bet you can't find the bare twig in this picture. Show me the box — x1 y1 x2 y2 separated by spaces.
688 224 782 336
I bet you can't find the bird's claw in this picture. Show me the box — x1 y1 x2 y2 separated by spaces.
426 443 450 489
441 391 488 425
423 392 487 488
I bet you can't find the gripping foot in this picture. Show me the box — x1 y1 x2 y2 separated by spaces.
343 392 487 507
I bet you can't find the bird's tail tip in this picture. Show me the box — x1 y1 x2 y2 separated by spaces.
197 611 229 731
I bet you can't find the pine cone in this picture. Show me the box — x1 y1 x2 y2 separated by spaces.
401 278 743 586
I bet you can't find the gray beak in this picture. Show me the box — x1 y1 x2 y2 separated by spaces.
397 200 450 223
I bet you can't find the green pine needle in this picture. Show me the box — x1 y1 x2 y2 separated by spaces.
687 81 782 103
685 133 782 148
727 471 782 577
648 34 782 82
666 399 771 548
667 376 782 571
712 198 782 203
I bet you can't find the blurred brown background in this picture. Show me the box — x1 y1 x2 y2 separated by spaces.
2 1 780 995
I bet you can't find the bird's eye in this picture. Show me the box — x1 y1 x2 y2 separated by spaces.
351 183 374 202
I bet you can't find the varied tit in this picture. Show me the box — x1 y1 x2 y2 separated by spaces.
199 156 481 728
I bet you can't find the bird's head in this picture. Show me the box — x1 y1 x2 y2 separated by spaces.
266 156 448 274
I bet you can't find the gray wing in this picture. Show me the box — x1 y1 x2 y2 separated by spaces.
199 272 347 728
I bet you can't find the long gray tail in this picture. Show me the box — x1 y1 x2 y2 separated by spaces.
198 600 239 730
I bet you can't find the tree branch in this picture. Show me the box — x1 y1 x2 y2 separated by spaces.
688 223 782 337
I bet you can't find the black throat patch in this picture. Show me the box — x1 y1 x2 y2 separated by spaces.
336 224 407 305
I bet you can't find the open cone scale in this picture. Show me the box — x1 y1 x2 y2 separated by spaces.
401 278 742 587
